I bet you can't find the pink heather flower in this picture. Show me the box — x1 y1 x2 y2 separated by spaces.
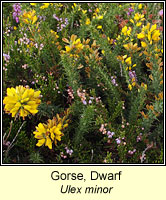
158 9 163 16
128 150 133 155
82 100 87 105
107 131 115 138
129 8 134 12
3 53 10 62
53 14 60 21
89 100 92 104
116 138 121 144
65 147 73 156
129 70 137 81
121 125 125 128
99 124 104 132
12 3 21 23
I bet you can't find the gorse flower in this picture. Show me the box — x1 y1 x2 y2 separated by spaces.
123 42 140 52
62 34 83 54
40 3 50 9
3 85 41 119
30 3 37 6
125 56 132 65
86 18 91 25
33 109 70 149
33 121 63 149
121 26 132 36
21 10 38 24
137 23 160 44
134 13 145 22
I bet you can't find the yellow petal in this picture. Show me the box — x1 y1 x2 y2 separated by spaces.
32 15 38 24
123 44 130 50
137 32 145 39
30 3 36 6
128 84 132 90
97 25 102 29
7 88 16 96
63 123 68 128
125 57 132 65
62 38 70 43
65 46 71 53
34 90 41 98
55 135 62 141
36 123 46 133
45 137 52 149
36 139 45 147
141 41 147 48
71 34 77 42
150 24 157 33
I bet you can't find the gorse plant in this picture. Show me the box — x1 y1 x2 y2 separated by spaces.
2 2 164 164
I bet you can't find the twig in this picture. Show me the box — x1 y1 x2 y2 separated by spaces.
140 143 153 163
5 121 26 157
4 120 13 144
91 149 94 161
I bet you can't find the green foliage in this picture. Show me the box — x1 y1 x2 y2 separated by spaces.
61 55 80 94
74 105 96 144
29 151 44 163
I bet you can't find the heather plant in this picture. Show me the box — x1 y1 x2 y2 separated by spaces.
2 3 164 164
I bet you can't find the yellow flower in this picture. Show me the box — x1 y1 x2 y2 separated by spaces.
142 23 150 32
40 3 50 9
50 30 59 39
130 19 134 24
150 24 157 33
13 26 17 30
123 42 139 51
3 85 41 119
33 110 70 149
125 57 132 65
82 10 87 14
127 27 131 35
138 4 142 9
141 83 147 90
152 30 160 41
33 121 63 149
132 82 136 86
102 50 105 55
121 26 131 36
134 13 144 21
86 18 91 25
137 32 145 39
140 111 148 119
136 22 142 27
141 41 147 48
121 26 127 34
97 15 103 20
97 25 102 29
95 8 99 13
65 46 71 53
33 123 52 149
128 84 132 90
63 34 83 54
22 10 38 24
147 31 152 42
30 3 37 6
